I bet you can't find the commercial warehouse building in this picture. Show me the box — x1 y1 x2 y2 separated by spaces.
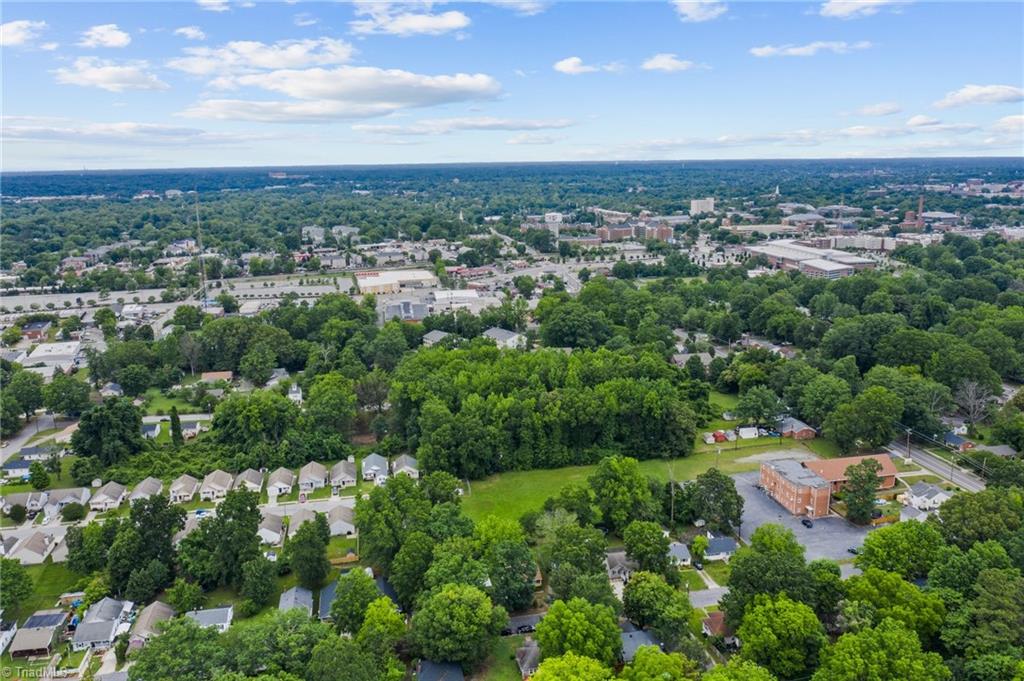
745 239 875 278
354 269 439 295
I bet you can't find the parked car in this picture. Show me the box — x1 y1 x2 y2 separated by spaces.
847 547 860 555
801 518 814 528
693 561 704 570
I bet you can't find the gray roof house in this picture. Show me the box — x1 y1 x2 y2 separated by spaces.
668 541 691 566
620 630 660 663
298 461 328 492
482 326 525 350
705 532 738 562
44 488 90 516
515 640 541 678
392 454 419 479
129 601 175 648
10 532 57 565
278 586 313 616
331 459 357 492
418 660 465 681
169 474 199 503
907 482 953 511
233 468 263 493
361 453 389 482
141 423 161 439
289 508 318 532
185 606 233 633
72 597 132 651
199 470 233 501
267 467 295 497
129 477 163 502
89 481 127 512
328 505 355 536
422 330 451 347
605 550 639 582
258 513 285 546
1 491 47 514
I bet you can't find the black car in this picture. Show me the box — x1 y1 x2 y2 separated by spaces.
693 561 704 570
847 547 860 555
801 518 814 528
516 624 535 634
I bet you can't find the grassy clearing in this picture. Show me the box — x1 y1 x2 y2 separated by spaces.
15 560 83 622
143 388 201 416
477 634 525 681
803 438 841 459
678 568 707 592
703 561 731 587
26 427 62 444
0 456 79 494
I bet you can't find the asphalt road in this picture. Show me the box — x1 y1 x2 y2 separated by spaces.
885 442 986 492
0 413 70 465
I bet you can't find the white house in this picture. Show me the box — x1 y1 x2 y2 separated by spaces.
298 462 328 492
361 453 388 483
266 468 295 498
129 601 175 650
605 550 638 583
169 474 199 503
330 459 357 493
422 330 451 347
129 477 163 503
287 383 303 405
704 532 738 562
89 482 127 512
9 532 57 565
667 541 691 567
72 597 133 652
43 488 90 518
906 482 953 511
199 470 233 501
1 491 47 515
233 469 263 494
258 513 285 546
328 505 355 536
391 454 419 479
482 327 526 350
2 459 31 479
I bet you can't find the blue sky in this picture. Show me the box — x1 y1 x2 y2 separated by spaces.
2 1 1022 170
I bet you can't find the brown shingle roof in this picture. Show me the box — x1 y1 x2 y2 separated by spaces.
802 454 897 483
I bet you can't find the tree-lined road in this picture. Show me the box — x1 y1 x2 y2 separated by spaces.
886 442 986 493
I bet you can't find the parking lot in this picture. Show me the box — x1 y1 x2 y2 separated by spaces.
732 471 871 562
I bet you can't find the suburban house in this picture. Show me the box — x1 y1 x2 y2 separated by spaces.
89 481 127 512
185 607 234 633
43 487 90 518
605 550 639 583
422 330 451 347
621 630 660 663
704 532 738 562
233 468 263 493
289 508 318 533
779 416 816 440
944 432 974 452
906 482 953 511
8 610 66 658
141 423 161 439
760 459 832 519
258 513 285 546
667 541 692 567
267 468 295 497
330 459 357 493
2 459 31 479
129 601 175 650
129 477 163 502
19 445 60 462
328 505 356 536
199 470 233 501
9 532 58 565
298 461 328 492
418 661 465 681
169 474 200 503
174 516 200 546
72 597 133 651
515 640 541 678
181 420 204 439
279 586 313 616
802 454 898 493
361 453 389 483
702 610 739 648
392 454 419 479
0 491 47 514
287 383 303 405
99 382 124 398
482 326 526 350
318 579 339 621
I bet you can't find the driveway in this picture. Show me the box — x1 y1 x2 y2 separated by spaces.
732 471 870 561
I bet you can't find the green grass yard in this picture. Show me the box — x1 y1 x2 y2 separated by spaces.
13 560 83 622
143 388 202 416
477 634 526 681
0 456 79 495
678 568 707 592
703 561 731 587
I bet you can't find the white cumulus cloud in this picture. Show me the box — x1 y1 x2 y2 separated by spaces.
0 20 48 48
672 1 727 22
553 56 621 75
174 26 206 41
179 66 501 122
54 57 168 92
506 133 562 145
78 23 132 48
934 84 1024 109
750 40 872 57
641 53 697 72
168 37 355 78
820 0 902 19
2 117 259 146
905 114 939 127
350 2 470 37
294 13 319 27
197 0 230 12
857 101 901 116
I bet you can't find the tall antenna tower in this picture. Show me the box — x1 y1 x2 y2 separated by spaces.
194 188 208 309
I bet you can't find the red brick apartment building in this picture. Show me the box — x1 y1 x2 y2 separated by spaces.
759 454 898 519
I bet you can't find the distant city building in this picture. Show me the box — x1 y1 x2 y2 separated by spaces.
690 197 715 215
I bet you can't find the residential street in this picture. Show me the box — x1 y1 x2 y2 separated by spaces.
885 442 986 492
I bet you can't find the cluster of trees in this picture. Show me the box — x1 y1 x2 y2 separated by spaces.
389 347 704 478
0 362 90 437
